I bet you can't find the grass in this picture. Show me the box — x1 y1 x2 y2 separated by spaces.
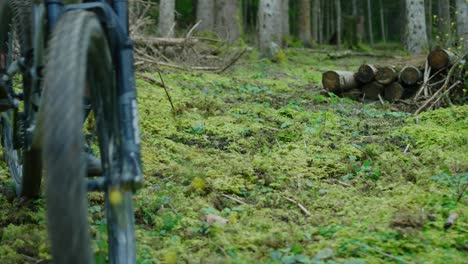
0 48 467 263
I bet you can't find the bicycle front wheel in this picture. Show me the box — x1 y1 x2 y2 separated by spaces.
41 10 135 264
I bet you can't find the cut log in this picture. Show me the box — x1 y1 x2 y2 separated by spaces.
340 89 362 100
133 36 199 47
427 48 457 71
355 64 378 83
399 66 422 86
384 82 405 102
322 70 358 93
375 66 397 85
362 81 384 100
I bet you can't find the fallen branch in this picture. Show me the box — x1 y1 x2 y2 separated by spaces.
136 73 176 114
328 50 397 60
217 48 247 73
323 178 352 188
283 196 312 216
358 242 411 264
133 36 199 47
220 194 249 206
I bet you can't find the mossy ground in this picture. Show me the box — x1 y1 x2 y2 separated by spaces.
0 48 467 263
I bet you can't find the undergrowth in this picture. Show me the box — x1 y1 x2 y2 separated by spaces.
0 49 466 263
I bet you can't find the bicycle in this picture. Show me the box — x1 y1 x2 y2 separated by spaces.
0 0 143 263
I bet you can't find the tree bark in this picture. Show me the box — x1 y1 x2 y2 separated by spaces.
215 0 241 44
438 0 451 47
258 0 283 58
282 0 290 38
352 0 357 16
367 0 374 45
312 0 320 42
319 0 324 44
158 0 175 37
426 0 433 48
197 0 215 32
455 0 468 51
379 0 386 42
322 71 358 92
335 0 341 48
298 0 312 47
405 0 428 54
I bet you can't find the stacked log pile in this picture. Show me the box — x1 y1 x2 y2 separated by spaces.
322 48 466 114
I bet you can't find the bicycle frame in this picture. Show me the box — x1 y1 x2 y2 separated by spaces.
35 0 142 191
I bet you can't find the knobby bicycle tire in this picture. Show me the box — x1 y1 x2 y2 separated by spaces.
41 10 136 264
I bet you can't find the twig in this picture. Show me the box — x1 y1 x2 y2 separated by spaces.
358 242 411 264
136 73 176 114
377 94 385 105
283 196 312 216
323 178 353 188
220 194 248 206
217 48 247 73
186 20 202 39
427 81 461 110
403 144 410 153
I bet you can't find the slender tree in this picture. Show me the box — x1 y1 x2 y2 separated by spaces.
158 0 175 37
312 0 320 42
352 0 357 16
455 0 468 51
438 0 451 47
196 0 215 32
258 0 282 58
215 0 241 44
379 0 386 42
297 0 312 47
426 0 433 47
319 0 324 44
405 0 428 54
282 0 290 38
367 0 374 45
335 0 341 48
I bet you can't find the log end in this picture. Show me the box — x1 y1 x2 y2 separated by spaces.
399 66 422 86
356 64 377 83
384 82 404 102
322 71 340 92
362 81 384 100
427 49 452 70
376 67 397 85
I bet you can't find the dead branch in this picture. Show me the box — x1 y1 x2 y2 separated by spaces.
327 50 397 60
220 194 249 206
217 48 247 73
283 196 312 216
133 36 199 47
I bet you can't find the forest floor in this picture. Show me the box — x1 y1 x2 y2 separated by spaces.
0 46 467 264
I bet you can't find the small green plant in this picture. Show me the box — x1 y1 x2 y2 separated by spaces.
431 172 468 201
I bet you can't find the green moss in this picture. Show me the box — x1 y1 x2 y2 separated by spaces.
0 48 466 263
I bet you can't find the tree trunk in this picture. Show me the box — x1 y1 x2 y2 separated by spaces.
405 0 428 54
367 0 374 45
312 0 320 42
455 0 468 51
352 0 357 16
426 0 433 48
438 0 451 47
197 0 215 32
282 0 290 38
158 0 175 37
319 0 324 44
322 71 358 92
335 0 341 48
258 0 283 58
215 0 241 44
298 0 312 47
379 0 386 42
